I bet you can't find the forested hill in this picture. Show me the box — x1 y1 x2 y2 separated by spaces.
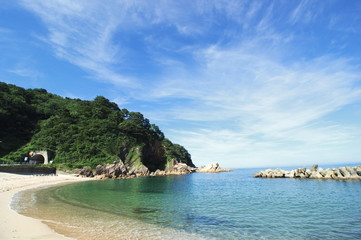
0 82 195 171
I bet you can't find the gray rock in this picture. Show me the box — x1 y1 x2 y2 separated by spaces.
79 167 94 177
196 162 230 173
284 170 295 178
339 167 351 178
94 161 130 178
169 163 196 174
95 165 105 175
310 171 324 179
294 168 307 177
346 167 359 179
324 169 333 179
196 163 219 172
318 168 325 177
331 169 342 179
154 169 166 176
310 164 318 172
130 165 149 176
299 173 308 178
273 169 285 178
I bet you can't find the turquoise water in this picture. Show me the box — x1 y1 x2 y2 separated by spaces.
13 167 361 239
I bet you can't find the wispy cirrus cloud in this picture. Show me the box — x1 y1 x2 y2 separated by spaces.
142 43 361 167
289 0 314 24
16 0 361 167
8 67 43 79
20 0 136 86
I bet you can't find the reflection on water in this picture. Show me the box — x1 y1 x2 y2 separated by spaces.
12 168 361 240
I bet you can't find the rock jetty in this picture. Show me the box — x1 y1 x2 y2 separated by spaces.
253 164 361 180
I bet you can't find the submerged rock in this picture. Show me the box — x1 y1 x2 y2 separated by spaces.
254 165 361 180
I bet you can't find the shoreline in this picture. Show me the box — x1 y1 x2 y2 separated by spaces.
0 172 92 240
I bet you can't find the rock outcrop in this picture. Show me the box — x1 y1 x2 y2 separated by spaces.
196 163 232 173
77 160 234 179
167 163 197 175
79 167 94 177
78 160 198 179
253 165 361 180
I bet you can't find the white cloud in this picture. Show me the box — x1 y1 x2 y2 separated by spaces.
17 0 361 167
289 0 314 24
20 0 136 86
8 68 37 78
142 44 361 167
112 96 129 107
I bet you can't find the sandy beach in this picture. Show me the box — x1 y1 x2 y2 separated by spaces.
0 172 92 240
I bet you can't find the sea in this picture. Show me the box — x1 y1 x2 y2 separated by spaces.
11 165 361 240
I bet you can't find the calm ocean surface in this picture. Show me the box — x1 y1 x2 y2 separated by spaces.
12 166 361 240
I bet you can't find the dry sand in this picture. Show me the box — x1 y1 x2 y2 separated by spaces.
0 172 92 240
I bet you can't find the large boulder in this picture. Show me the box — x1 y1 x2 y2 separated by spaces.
339 167 351 178
310 164 318 172
95 165 106 175
129 165 149 177
196 163 231 173
324 168 333 179
197 163 220 172
165 163 196 175
153 169 166 176
94 161 129 178
284 170 295 178
330 168 339 179
356 166 361 176
272 168 285 178
79 167 94 177
346 166 360 179
310 171 324 179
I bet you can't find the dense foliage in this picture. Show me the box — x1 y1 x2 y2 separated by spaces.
0 82 194 170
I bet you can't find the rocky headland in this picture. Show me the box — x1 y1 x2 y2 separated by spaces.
75 161 231 179
254 164 361 180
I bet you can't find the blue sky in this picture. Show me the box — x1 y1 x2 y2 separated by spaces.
1 0 361 168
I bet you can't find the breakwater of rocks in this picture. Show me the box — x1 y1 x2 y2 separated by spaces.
254 164 361 180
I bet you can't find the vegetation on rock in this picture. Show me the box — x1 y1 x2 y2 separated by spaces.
0 82 194 171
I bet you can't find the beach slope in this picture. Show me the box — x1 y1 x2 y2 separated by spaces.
0 172 90 240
